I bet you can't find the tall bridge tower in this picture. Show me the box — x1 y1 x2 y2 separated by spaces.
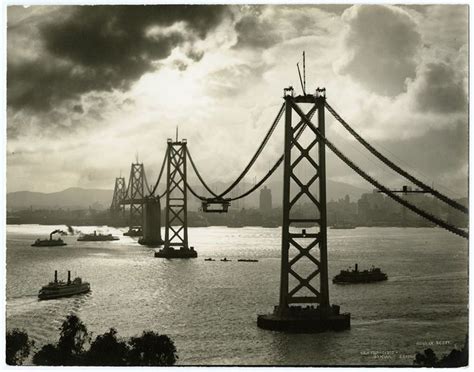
127 162 145 229
257 87 350 332
155 138 197 258
110 177 126 214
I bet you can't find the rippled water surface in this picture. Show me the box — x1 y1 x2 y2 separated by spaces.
6 225 468 365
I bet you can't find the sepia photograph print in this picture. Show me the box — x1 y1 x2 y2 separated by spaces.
4 2 469 367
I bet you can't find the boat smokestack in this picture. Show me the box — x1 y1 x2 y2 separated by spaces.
54 270 58 283
355 263 358 272
67 270 71 284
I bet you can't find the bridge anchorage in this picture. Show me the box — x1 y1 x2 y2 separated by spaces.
155 138 197 258
257 87 350 333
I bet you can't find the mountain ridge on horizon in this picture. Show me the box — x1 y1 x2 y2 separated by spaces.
7 180 370 211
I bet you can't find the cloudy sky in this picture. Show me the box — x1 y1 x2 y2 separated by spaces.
6 4 468 199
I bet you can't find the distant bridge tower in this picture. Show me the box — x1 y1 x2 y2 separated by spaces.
126 162 146 230
110 177 126 214
155 138 197 258
257 87 350 332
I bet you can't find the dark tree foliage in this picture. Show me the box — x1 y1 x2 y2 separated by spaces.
414 348 438 367
6 329 34 365
30 314 178 366
414 345 468 367
85 328 129 366
32 344 63 366
127 331 178 366
32 314 90 366
57 314 90 357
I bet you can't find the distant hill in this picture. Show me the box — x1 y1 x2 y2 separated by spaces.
7 180 369 211
7 187 113 211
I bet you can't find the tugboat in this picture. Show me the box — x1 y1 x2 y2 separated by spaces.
333 264 387 284
204 258 215 261
38 270 90 300
77 231 119 241
123 226 143 237
31 230 67 247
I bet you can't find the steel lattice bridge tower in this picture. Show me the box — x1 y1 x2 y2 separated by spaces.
257 87 350 332
120 162 146 235
110 177 126 215
155 138 197 258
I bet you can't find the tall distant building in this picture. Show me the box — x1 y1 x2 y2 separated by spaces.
259 186 272 213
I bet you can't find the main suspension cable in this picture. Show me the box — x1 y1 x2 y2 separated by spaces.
150 147 169 197
143 168 152 195
291 100 468 239
185 104 319 203
186 147 219 198
217 102 285 198
186 103 285 199
325 101 468 214
226 104 318 201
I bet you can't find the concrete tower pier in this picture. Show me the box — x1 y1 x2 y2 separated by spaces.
139 196 163 247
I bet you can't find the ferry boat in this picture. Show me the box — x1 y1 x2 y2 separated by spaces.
38 270 90 300
77 231 119 241
32 230 67 247
333 264 387 284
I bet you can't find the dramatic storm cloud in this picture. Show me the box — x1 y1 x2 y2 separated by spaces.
6 4 468 199
8 5 231 112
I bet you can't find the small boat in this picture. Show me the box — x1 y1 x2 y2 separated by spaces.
333 264 387 284
32 230 67 247
204 258 215 261
38 270 90 300
77 231 119 241
123 226 143 237
237 259 259 262
221 257 231 262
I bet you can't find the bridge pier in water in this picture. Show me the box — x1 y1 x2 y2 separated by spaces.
155 138 197 259
139 196 163 246
257 88 350 332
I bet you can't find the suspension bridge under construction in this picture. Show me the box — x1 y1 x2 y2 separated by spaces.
109 85 468 333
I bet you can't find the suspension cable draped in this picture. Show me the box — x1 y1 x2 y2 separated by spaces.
143 168 152 195
227 104 318 201
185 104 318 202
186 103 285 199
150 147 169 197
186 147 219 197
290 100 468 240
325 101 468 214
216 102 285 198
